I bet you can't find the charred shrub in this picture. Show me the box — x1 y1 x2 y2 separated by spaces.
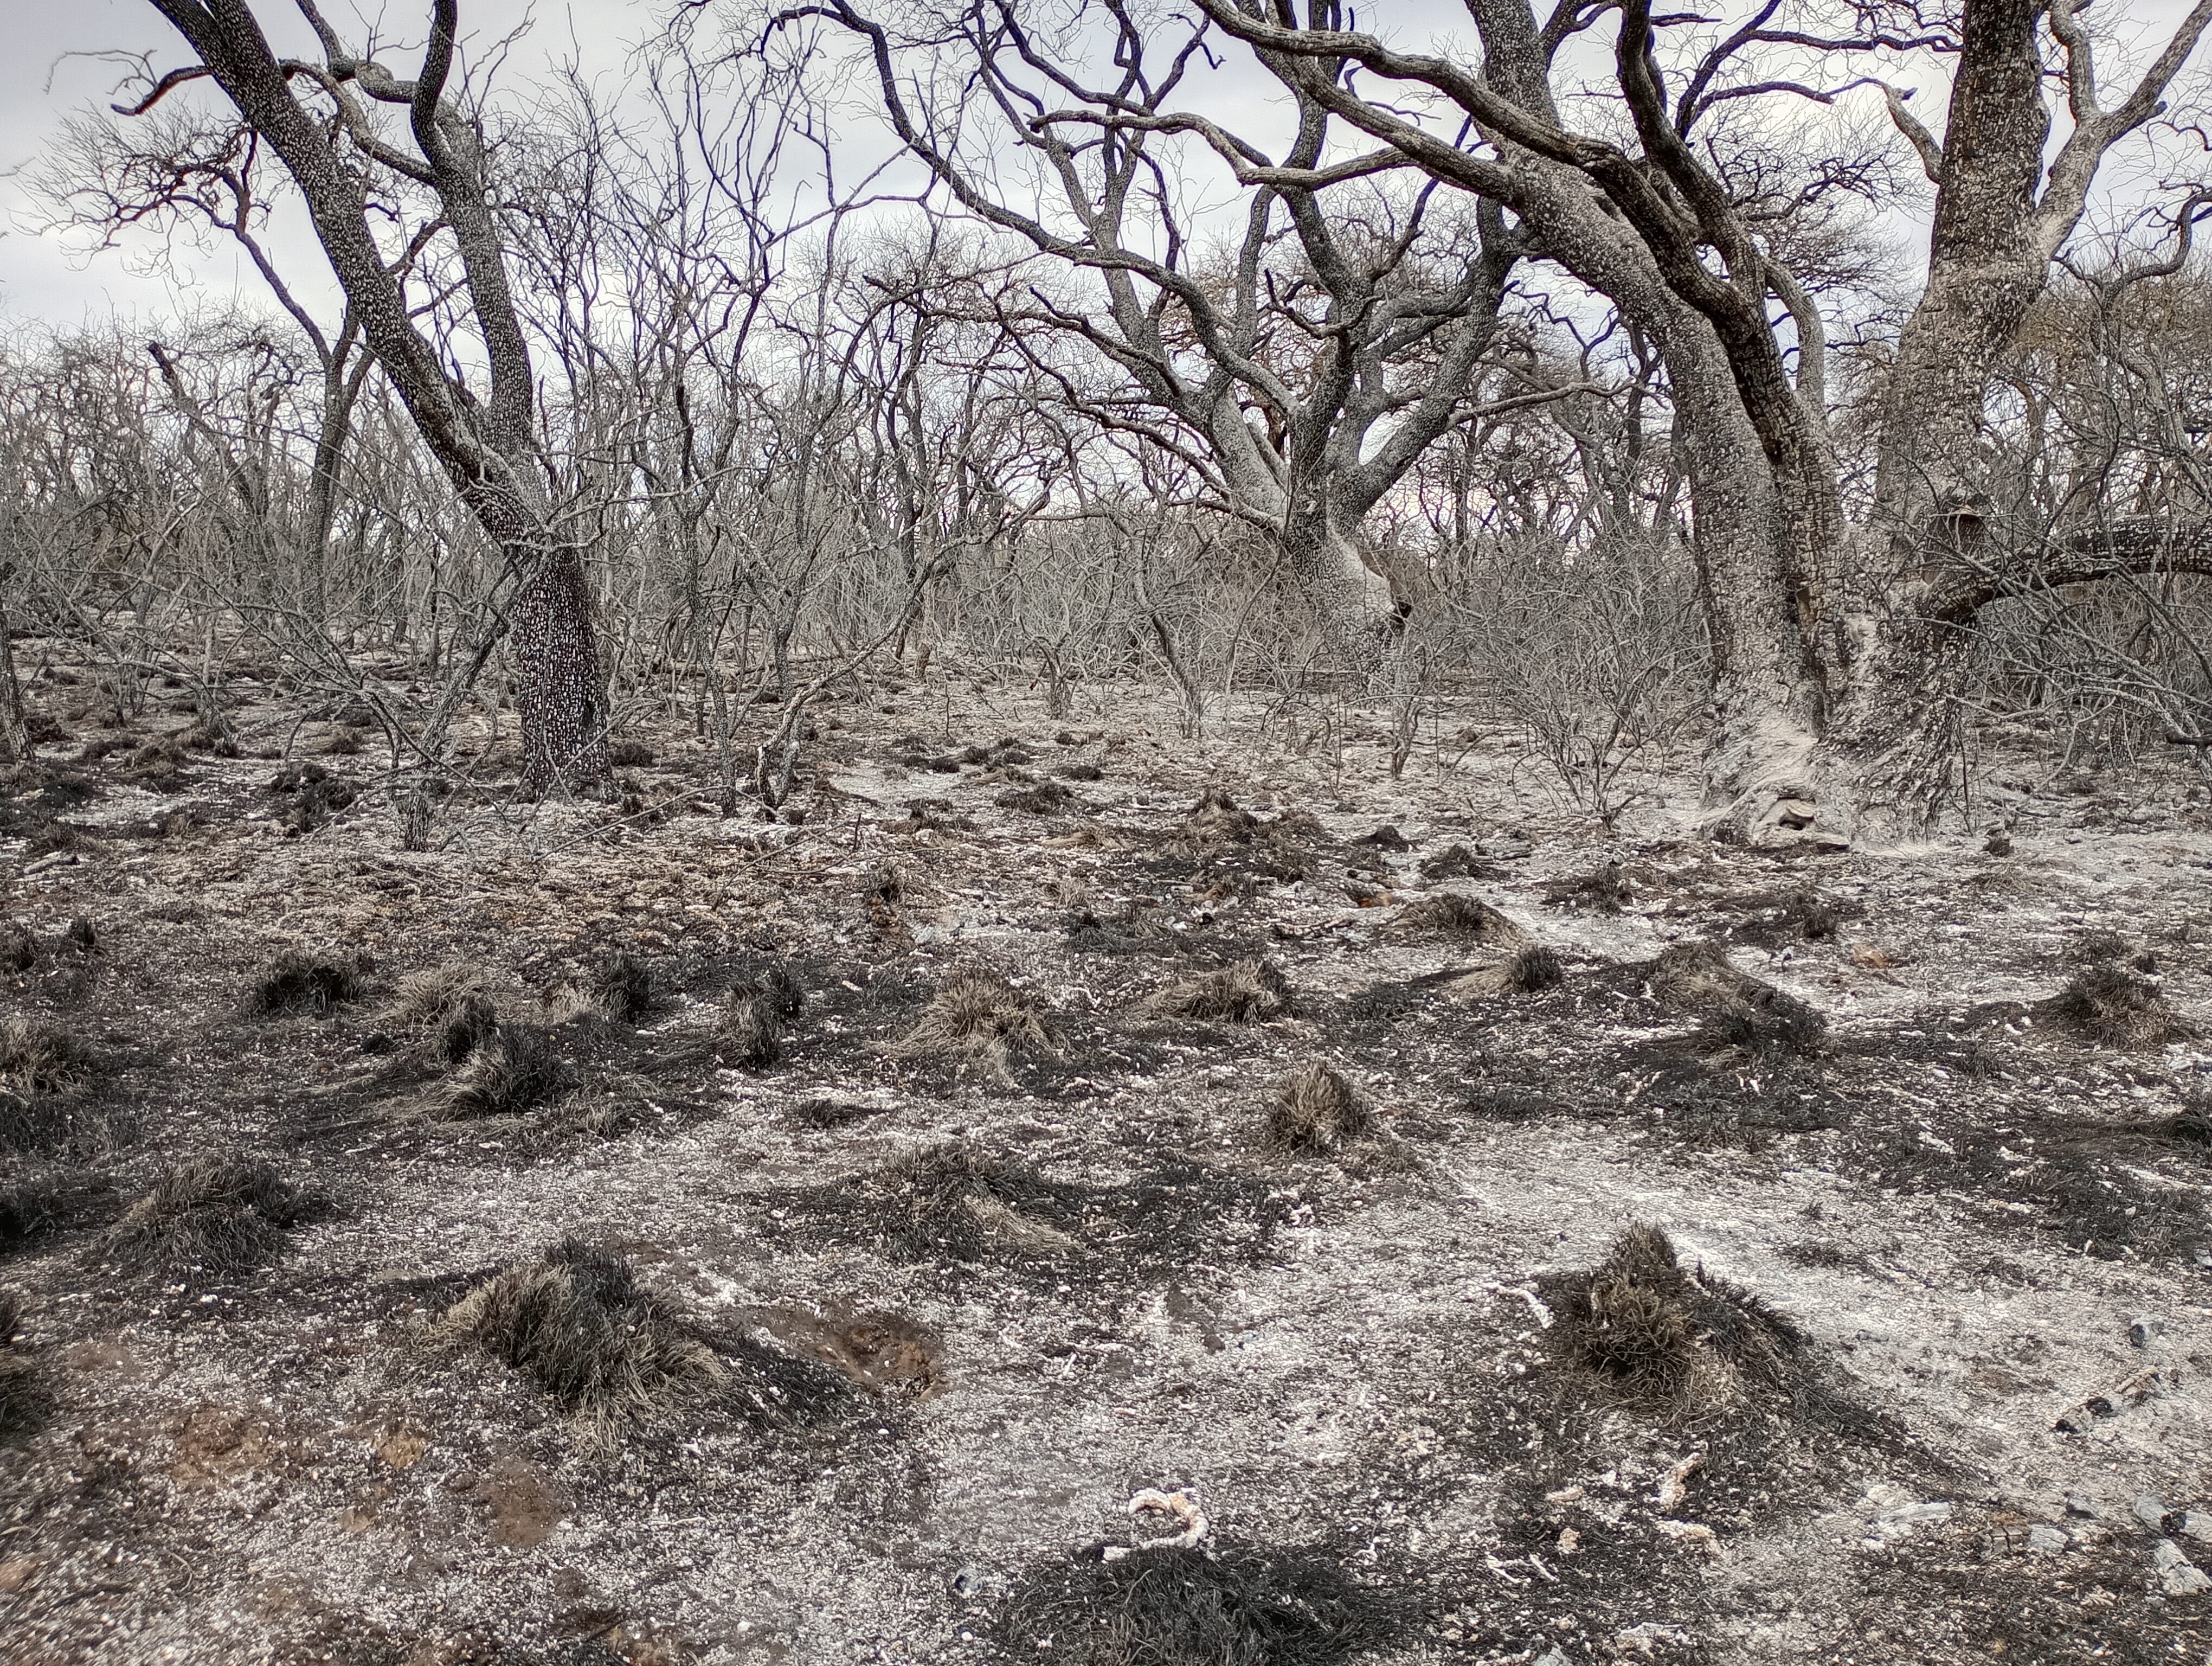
1150 959 1290 1024
101 1156 304 1282
1549 1224 1802 1412
1265 1063 1371 1155
2051 963 2193 1048
249 950 372 1016
998 1541 1400 1666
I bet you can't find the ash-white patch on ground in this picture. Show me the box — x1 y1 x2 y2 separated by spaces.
4 652 2211 1664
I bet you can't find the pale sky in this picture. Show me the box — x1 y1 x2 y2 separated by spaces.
4 0 2211 334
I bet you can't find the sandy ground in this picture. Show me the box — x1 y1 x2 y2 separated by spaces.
2 650 2210 1665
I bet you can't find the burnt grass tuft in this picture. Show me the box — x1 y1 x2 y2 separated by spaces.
996 1540 1404 1665
588 950 658 1023
711 963 805 1068
1397 891 1527 946
1150 958 1290 1023
430 1022 568 1117
891 970 1054 1073
2048 962 2194 1047
1265 1062 1371 1155
249 949 372 1016
1649 939 1827 1056
436 1237 845 1434
100 1155 306 1283
1548 1223 1803 1413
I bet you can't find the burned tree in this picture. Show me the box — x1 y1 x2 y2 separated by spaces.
131 1 610 795
785 0 1548 671
1193 0 2212 841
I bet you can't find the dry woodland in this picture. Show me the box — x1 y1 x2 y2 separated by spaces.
16 0 2212 1660
2 645 2210 1666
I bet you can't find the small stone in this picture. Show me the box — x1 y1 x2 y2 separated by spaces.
2065 1494 2097 1518
2135 1493 2172 1531
1534 1651 1574 1666
2130 1315 2165 1349
1984 828 2013 857
2026 1525 2068 1555
2154 1540 2212 1596
2183 1511 2212 1545
950 1566 989 1598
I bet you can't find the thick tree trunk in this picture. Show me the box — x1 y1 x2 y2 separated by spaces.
511 548 610 795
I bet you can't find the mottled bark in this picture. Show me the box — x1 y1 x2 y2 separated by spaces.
140 0 610 797
1205 0 2212 844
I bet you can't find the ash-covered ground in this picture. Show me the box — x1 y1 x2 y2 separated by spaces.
4 649 2211 1665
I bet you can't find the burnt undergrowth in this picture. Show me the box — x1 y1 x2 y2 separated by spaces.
435 1237 852 1439
771 1139 1288 1290
994 1540 1407 1665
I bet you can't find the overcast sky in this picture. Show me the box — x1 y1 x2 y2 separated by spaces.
0 0 652 328
4 0 2210 336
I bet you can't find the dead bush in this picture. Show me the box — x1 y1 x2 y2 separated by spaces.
997 1541 1399 1665
436 1238 723 1430
1551 1224 1802 1412
432 1024 567 1117
249 950 371 1016
1450 945 1566 997
608 739 655 767
2051 964 2194 1048
1150 959 1291 1024
867 1143 1076 1257
1265 1063 1371 1155
1 1166 61 1247
1397 892 1528 947
1648 940 1826 1056
101 1156 304 1281
892 972 1053 1071
713 965 803 1068
1178 789 1261 846
66 918 96 954
0 1018 94 1098
589 952 657 1024
1 924 40 973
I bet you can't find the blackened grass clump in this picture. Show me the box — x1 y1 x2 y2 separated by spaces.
101 1156 305 1282
997 1541 1400 1666
867 1142 1077 1258
0 1018 94 1098
0 1293 37 1439
1551 1224 1803 1413
892 971 1053 1072
716 964 804 1068
1265 1063 1371 1155
249 949 372 1016
1397 892 1529 947
2050 962 2194 1048
1649 939 1827 1057
1151 958 1291 1024
589 951 657 1024
435 1024 567 1117
436 1237 725 1432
